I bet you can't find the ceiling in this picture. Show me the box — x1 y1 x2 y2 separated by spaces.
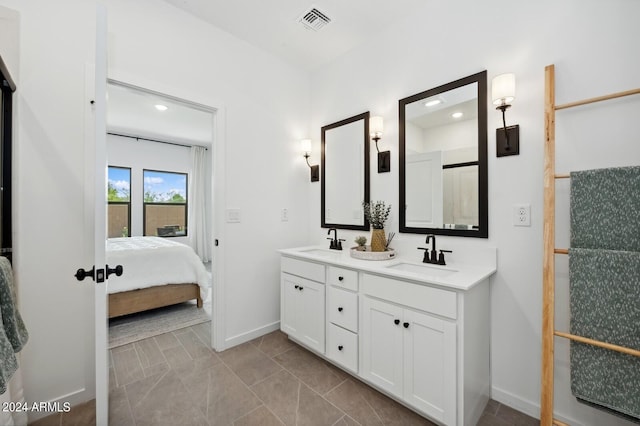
161 0 427 70
107 82 214 146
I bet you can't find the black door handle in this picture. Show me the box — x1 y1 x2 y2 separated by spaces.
394 319 400 325
106 264 123 279
403 322 410 328
74 267 95 282
338 345 343 351
338 307 343 312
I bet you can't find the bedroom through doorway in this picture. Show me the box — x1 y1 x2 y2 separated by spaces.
104 81 216 351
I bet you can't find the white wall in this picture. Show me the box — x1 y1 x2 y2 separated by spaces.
107 134 193 245
0 0 311 416
308 1 640 425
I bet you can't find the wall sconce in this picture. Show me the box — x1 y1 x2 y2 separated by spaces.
301 139 319 182
370 116 390 173
492 73 520 157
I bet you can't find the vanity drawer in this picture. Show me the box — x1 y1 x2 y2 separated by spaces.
328 266 358 291
281 257 325 283
361 273 457 320
328 286 358 332
326 323 358 374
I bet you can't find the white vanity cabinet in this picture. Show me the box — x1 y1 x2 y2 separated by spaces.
279 248 494 426
361 295 456 425
280 257 326 354
326 266 359 373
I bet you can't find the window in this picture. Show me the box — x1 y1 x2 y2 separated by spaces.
143 169 188 237
108 166 131 238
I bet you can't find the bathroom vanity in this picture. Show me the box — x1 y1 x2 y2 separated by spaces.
279 245 496 426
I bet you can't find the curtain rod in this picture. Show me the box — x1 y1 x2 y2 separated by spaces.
108 132 208 150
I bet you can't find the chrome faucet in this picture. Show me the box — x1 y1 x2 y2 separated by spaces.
327 228 345 250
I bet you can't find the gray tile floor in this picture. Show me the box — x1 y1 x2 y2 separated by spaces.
30 325 538 426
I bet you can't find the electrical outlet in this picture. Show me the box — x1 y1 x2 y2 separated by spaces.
513 204 531 227
281 208 289 222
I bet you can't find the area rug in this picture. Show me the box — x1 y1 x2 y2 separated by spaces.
108 301 211 348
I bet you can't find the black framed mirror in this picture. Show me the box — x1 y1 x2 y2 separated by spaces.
399 71 488 238
321 112 370 231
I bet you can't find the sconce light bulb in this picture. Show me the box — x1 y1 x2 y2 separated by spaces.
492 73 516 106
300 139 312 156
370 116 384 140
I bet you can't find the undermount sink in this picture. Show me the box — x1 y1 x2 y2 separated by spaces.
299 248 342 258
385 262 458 278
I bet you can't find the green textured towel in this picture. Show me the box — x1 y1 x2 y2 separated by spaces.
570 166 640 251
0 257 28 394
569 248 640 420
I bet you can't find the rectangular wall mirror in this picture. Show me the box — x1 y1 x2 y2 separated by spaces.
321 112 370 230
399 71 488 237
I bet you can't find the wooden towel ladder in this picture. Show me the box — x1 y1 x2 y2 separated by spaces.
541 64 640 426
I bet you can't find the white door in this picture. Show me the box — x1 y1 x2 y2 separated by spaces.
280 274 300 337
297 279 325 353
403 308 456 425
405 151 443 228
361 297 404 397
92 5 109 424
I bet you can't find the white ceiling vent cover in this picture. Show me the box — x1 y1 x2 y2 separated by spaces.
298 7 331 31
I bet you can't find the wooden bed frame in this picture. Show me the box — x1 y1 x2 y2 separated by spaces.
108 283 203 318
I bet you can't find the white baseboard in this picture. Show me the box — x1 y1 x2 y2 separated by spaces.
491 386 581 426
221 321 280 351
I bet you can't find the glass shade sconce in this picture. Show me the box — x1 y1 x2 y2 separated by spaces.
370 116 390 173
301 139 319 182
492 73 519 157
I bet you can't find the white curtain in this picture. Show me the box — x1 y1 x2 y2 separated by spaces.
188 146 210 262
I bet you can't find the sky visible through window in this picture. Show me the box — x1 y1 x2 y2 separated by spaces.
108 167 130 201
143 170 187 203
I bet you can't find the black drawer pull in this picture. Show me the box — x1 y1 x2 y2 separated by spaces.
338 345 343 351
338 276 344 281
294 285 299 289
403 322 410 328
338 307 343 312
299 286 304 291
394 319 400 325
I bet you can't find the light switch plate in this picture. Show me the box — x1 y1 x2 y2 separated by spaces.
513 203 531 227
226 208 241 223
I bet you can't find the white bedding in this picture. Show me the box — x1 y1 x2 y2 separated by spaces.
106 236 210 294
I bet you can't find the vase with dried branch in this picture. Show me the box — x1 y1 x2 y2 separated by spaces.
362 200 391 252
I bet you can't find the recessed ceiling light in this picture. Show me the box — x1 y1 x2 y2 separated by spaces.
424 99 442 107
154 104 168 111
451 112 463 119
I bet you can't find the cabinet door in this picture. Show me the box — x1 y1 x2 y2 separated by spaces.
281 273 300 337
403 308 456 426
361 297 404 397
297 278 325 354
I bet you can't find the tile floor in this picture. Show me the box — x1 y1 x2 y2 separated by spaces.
30 325 538 426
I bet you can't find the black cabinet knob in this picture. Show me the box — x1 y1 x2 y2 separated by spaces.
394 319 400 325
338 307 343 312
338 276 344 281
294 285 299 289
299 286 304 291
338 345 343 351
403 322 410 328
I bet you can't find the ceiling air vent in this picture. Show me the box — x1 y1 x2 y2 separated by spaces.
298 7 331 31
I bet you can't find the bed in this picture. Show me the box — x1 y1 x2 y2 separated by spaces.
106 236 210 318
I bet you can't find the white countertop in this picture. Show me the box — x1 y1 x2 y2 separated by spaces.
279 245 497 291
